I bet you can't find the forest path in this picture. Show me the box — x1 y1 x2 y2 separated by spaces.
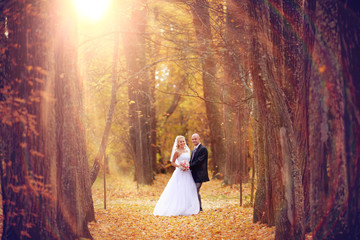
89 173 275 239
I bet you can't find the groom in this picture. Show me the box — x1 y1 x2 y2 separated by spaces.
189 133 209 212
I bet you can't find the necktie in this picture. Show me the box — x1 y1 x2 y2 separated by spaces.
191 147 197 161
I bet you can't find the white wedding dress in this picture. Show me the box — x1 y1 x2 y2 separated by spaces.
153 151 200 216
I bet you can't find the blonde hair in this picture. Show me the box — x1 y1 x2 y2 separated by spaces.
176 135 185 149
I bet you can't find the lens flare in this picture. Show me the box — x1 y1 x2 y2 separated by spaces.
74 0 110 21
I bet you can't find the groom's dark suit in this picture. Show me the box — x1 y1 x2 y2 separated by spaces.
190 143 209 211
190 144 209 183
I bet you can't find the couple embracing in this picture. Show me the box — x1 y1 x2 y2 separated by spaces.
153 133 209 216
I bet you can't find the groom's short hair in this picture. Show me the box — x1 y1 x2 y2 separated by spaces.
192 133 200 138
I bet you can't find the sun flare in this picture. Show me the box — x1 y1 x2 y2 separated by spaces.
74 0 110 21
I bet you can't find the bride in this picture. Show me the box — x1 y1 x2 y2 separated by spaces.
153 135 200 216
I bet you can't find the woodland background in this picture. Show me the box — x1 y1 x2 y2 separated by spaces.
0 0 359 239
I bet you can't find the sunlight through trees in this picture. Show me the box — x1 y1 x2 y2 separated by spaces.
1 0 359 239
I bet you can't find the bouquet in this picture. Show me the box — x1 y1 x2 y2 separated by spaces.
179 160 189 171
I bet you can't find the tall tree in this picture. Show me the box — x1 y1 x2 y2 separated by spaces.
190 0 226 178
280 0 307 238
90 14 121 184
148 6 163 173
309 0 355 239
250 0 359 238
123 0 153 185
250 0 305 238
223 0 251 185
252 99 267 223
0 0 94 239
339 0 360 238
302 0 316 231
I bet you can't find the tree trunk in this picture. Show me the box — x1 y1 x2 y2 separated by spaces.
339 1 360 238
148 22 163 174
250 1 305 238
250 100 256 206
0 0 94 239
253 102 267 223
90 30 120 184
302 0 316 232
150 67 158 174
270 0 284 87
123 0 153 185
250 7 276 224
223 0 251 185
190 0 226 178
281 1 307 238
309 1 350 239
